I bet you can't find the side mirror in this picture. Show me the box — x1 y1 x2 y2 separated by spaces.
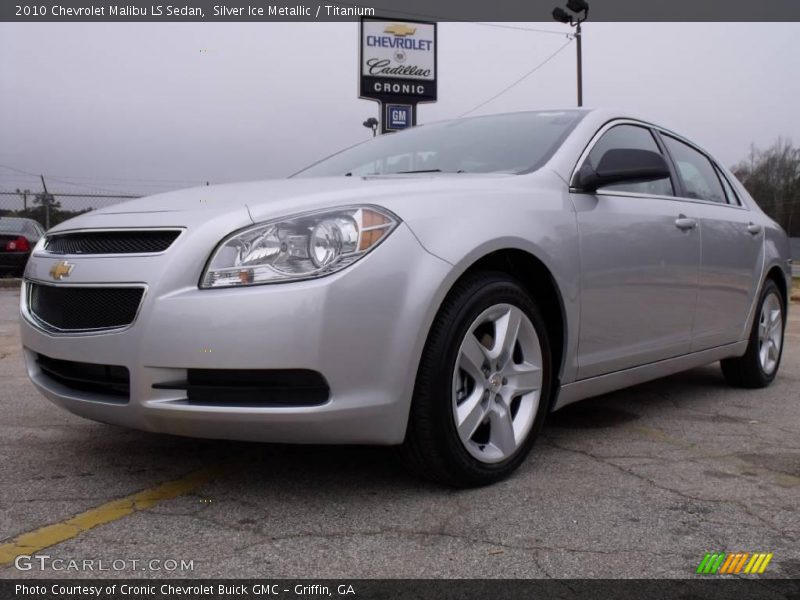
575 148 670 192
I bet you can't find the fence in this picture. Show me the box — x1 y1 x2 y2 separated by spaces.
0 170 205 229
0 189 142 229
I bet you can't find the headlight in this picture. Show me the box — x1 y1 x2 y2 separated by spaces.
200 206 399 288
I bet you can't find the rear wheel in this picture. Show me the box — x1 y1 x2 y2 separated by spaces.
721 279 785 388
401 272 552 487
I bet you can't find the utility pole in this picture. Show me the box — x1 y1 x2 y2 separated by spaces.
575 18 583 106
552 0 589 107
40 174 54 230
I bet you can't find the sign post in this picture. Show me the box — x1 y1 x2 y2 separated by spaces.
359 17 437 134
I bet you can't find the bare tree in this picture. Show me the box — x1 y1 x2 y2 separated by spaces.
733 138 800 236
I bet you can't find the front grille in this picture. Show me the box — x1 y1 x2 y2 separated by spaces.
37 354 129 401
28 283 144 331
44 230 180 255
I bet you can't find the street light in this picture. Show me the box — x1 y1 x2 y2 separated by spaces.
552 7 571 23
552 0 589 107
362 117 379 137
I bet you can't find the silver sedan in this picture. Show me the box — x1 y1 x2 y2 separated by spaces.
19 109 791 486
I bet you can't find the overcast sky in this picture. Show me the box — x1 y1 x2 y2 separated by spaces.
1 22 799 197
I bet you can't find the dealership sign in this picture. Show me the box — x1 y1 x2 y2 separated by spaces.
359 17 437 133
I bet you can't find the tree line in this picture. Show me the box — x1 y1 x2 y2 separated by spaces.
733 138 799 237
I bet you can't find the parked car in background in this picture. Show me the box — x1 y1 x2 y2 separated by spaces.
0 217 44 277
18 109 792 486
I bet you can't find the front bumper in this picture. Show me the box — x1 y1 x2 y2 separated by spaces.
20 223 450 444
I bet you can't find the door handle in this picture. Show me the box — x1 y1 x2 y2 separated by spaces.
675 215 697 230
747 222 762 235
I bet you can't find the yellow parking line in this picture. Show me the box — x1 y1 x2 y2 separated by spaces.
0 461 237 565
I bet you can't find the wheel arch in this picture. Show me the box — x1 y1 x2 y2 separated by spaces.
425 246 569 412
765 264 789 313
738 261 790 347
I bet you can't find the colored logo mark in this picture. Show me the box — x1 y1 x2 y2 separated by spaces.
386 104 412 130
384 24 417 37
49 260 74 280
696 552 773 575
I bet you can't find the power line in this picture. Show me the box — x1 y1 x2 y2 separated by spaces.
471 22 568 36
33 178 132 196
0 191 139 199
0 164 205 193
0 163 117 194
0 163 39 177
329 3 566 36
0 178 185 192
0 173 203 186
0 163 153 195
459 38 574 117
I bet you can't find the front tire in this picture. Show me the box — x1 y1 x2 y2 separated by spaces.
401 272 552 487
721 279 785 388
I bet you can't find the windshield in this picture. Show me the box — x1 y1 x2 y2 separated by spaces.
294 110 585 177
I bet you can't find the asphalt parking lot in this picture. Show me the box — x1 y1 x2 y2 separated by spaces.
0 287 798 579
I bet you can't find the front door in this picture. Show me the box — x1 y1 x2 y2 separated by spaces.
572 123 701 379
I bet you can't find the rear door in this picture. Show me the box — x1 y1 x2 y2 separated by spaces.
572 122 701 379
658 134 764 351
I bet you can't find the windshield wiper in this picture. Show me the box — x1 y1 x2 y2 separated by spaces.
350 169 467 176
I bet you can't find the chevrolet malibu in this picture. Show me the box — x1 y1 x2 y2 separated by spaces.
20 109 791 486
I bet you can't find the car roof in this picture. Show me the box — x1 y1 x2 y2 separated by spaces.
0 216 39 224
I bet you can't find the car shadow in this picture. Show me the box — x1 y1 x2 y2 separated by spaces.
51 364 740 494
545 363 728 431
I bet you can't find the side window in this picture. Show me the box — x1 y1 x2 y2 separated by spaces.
663 136 726 203
586 124 674 196
714 166 741 206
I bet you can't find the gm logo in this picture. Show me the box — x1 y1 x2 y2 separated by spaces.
386 104 412 131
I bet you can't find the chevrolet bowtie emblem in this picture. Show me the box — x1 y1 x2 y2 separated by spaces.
384 24 416 36
50 261 74 280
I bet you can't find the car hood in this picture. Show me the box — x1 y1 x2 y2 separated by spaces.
48 173 542 232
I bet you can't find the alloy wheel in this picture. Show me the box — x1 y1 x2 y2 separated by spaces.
451 303 543 464
758 292 783 375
